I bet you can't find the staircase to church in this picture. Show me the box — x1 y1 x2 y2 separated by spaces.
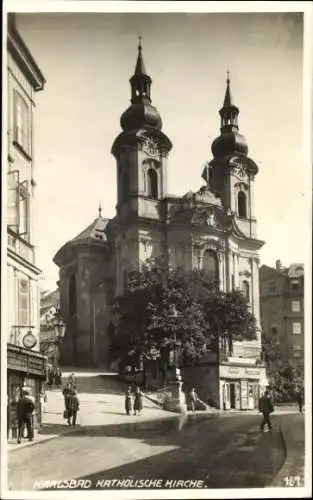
60 368 128 395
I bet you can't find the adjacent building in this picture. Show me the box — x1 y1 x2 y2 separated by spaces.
259 260 304 367
54 41 267 409
39 289 60 365
6 14 47 436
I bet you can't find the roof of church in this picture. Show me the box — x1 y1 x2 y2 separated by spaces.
72 214 110 243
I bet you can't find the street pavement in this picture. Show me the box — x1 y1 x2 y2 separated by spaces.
6 370 306 492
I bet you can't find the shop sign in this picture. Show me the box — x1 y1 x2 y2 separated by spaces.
220 364 261 379
7 346 46 377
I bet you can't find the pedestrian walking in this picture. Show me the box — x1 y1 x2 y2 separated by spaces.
258 390 274 432
48 368 54 387
67 390 80 426
62 382 73 421
133 387 143 416
188 388 198 413
55 368 62 387
296 389 304 413
68 372 77 388
16 389 35 443
8 398 18 440
125 386 132 415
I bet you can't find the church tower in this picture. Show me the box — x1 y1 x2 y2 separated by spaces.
202 74 264 341
205 74 259 240
111 39 172 295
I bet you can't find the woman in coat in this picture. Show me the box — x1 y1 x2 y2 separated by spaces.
125 387 132 415
133 387 143 416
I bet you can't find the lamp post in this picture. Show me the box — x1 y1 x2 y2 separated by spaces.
53 311 66 368
166 304 187 414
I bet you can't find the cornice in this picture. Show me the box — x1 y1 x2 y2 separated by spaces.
7 27 46 92
7 247 41 275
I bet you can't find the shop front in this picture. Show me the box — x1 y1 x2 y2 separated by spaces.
219 363 266 410
7 344 47 440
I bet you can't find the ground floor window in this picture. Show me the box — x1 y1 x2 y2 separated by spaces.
221 379 260 410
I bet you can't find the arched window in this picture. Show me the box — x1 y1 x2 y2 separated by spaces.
147 168 158 199
203 250 219 283
242 280 250 302
238 191 247 218
271 326 278 336
69 274 77 316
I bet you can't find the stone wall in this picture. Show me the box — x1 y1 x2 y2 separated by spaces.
181 364 219 408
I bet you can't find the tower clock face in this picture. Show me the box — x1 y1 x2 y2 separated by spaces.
143 137 160 157
230 156 246 179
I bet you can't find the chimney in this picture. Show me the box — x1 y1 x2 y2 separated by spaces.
276 260 282 271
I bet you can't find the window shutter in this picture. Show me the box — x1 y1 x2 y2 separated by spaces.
7 170 19 228
19 180 30 236
18 277 29 325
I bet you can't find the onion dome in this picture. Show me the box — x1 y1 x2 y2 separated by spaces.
211 73 248 158
120 38 162 131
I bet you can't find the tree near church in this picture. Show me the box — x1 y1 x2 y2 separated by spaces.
111 259 208 369
262 332 304 402
111 258 258 373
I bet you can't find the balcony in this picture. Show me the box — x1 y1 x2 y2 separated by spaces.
7 231 34 264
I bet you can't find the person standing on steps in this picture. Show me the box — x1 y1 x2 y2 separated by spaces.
188 388 198 413
258 390 274 432
125 386 132 415
133 387 143 416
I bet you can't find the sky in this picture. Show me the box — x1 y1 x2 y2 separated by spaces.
13 9 309 291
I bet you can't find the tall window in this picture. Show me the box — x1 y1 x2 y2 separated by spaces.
69 274 77 316
271 326 278 336
238 191 247 218
242 280 250 302
7 172 30 237
18 277 29 325
291 300 300 312
147 168 158 198
293 345 302 358
268 280 276 293
292 322 301 335
14 91 30 155
291 279 299 290
203 250 219 283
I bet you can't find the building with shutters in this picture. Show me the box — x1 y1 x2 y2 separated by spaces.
6 14 47 438
259 260 304 368
54 40 268 409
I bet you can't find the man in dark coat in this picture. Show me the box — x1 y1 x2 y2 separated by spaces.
17 389 35 443
258 390 274 432
296 390 304 413
67 390 80 425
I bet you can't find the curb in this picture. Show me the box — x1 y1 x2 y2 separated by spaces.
8 426 79 453
270 423 304 487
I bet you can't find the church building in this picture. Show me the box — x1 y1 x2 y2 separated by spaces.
54 40 267 410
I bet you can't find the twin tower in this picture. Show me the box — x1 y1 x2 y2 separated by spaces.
110 39 263 303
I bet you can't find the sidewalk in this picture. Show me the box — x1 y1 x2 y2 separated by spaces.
271 413 305 487
8 386 178 453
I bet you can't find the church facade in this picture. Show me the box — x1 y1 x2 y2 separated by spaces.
54 41 267 409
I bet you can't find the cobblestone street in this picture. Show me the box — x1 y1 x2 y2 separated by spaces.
6 372 306 492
